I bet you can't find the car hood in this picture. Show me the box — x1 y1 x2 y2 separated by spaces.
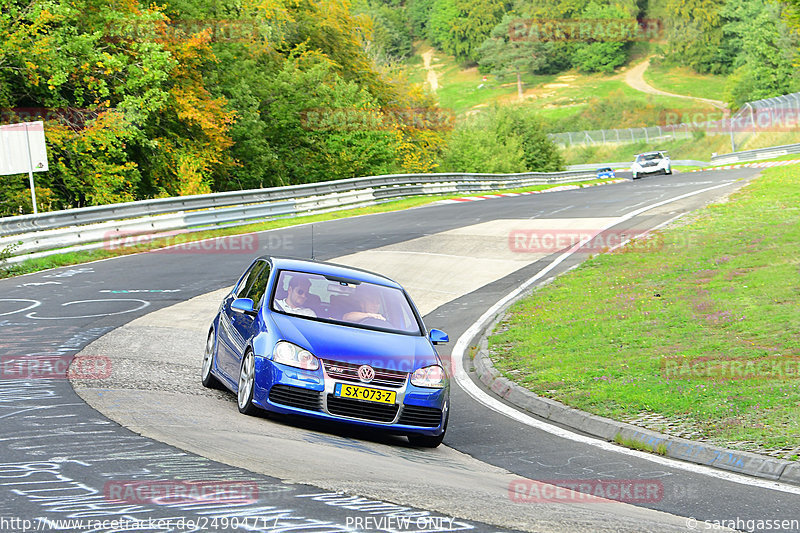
270 313 440 372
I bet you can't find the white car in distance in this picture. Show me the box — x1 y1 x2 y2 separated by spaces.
631 151 672 180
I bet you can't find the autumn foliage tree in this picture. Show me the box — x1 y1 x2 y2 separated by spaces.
0 0 446 215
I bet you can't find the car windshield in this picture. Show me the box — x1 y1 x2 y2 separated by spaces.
271 270 422 335
636 153 663 162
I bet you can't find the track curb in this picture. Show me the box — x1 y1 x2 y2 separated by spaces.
471 311 800 487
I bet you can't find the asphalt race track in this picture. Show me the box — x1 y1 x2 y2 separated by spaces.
3 169 799 533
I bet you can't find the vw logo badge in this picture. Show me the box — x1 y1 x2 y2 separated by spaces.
357 365 375 383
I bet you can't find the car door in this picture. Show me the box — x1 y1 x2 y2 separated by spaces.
225 261 271 381
217 260 267 380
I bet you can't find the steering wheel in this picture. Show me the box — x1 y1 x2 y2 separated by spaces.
358 316 387 327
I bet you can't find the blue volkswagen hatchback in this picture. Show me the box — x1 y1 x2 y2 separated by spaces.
202 257 450 447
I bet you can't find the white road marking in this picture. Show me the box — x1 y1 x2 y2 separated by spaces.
535 205 574 218
17 281 62 287
26 299 150 320
0 299 41 316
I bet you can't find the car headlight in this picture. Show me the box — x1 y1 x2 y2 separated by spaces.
272 341 319 371
411 365 446 388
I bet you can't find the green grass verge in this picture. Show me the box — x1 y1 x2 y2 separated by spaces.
613 433 668 455
488 166 800 455
1 178 620 279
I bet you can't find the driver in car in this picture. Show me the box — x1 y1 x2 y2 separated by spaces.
275 276 317 317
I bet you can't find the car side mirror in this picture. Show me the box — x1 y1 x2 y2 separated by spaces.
429 329 449 345
232 298 257 316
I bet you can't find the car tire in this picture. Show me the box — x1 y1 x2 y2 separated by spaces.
201 330 224 390
237 350 260 415
666 167 672 175
632 172 639 180
408 412 448 448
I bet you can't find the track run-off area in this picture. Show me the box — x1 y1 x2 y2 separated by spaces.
2 167 799 533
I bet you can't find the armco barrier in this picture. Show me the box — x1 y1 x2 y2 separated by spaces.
1 170 598 262
710 142 800 165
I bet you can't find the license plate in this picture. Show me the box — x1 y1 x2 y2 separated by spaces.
335 383 396 404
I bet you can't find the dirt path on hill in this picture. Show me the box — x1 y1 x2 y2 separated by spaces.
421 48 439 93
624 57 728 110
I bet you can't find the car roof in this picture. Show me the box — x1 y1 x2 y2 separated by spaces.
636 151 665 156
262 256 403 289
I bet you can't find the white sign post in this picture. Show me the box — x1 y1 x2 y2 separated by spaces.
0 121 49 214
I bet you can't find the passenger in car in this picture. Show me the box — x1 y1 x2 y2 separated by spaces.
342 286 387 323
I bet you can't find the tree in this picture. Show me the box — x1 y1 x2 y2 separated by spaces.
478 15 546 100
570 1 633 73
723 3 799 109
0 0 449 214
494 105 564 172
407 0 435 37
660 0 727 73
438 109 526 173
0 0 177 210
359 3 413 63
429 0 508 63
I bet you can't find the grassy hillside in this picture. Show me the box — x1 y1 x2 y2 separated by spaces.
404 43 799 165
407 45 718 133
643 61 729 102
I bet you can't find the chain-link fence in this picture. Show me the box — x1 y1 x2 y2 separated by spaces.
549 92 800 146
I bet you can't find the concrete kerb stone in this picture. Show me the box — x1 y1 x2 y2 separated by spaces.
577 414 620 441
780 463 800 485
471 307 800 487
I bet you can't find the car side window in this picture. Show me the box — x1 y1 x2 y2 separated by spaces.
236 261 265 298
234 266 255 298
241 261 271 307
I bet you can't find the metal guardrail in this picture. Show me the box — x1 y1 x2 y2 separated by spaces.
1 170 599 262
709 142 800 165
0 172 592 237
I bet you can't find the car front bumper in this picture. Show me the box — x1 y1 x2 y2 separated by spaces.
633 164 669 175
251 357 449 436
